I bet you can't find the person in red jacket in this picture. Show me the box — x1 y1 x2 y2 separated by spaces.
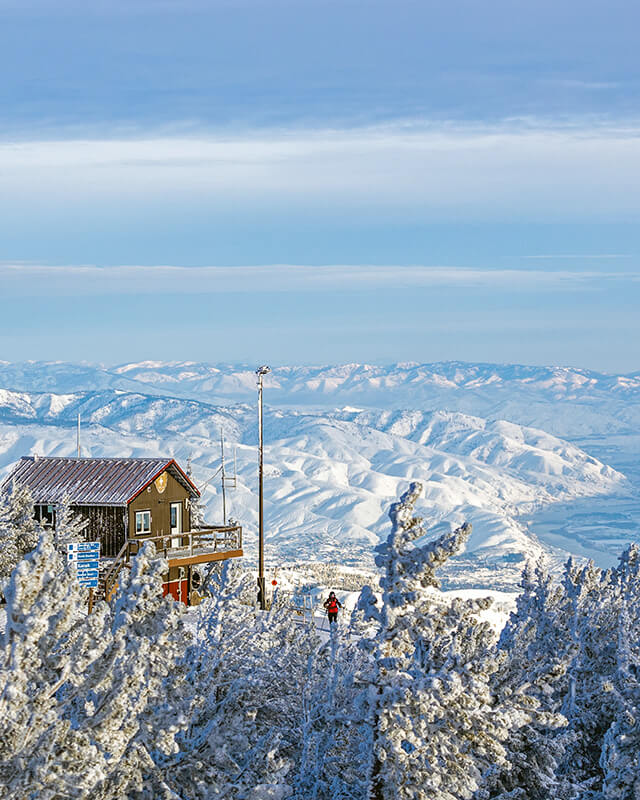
323 591 342 624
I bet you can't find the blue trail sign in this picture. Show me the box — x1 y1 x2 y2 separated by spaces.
67 542 100 589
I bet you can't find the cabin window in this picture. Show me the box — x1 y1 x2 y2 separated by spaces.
170 502 182 548
34 504 56 528
170 503 181 532
135 510 151 535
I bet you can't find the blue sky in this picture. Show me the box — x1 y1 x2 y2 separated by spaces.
1 0 639 371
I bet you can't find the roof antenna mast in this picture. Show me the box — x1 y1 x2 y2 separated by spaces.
220 429 239 526
220 429 226 526
77 412 81 458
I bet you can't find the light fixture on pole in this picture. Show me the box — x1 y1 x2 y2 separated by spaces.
256 364 270 610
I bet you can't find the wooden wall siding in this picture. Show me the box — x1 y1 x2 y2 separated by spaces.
128 470 192 542
72 505 127 557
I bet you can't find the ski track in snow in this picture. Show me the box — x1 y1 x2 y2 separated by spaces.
0 360 639 590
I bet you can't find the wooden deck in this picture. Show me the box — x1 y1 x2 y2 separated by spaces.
103 525 243 601
168 549 243 567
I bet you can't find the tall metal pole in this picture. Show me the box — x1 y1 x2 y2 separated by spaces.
77 413 81 458
220 429 227 526
256 365 270 610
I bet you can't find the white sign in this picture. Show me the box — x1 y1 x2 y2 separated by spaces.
67 541 100 589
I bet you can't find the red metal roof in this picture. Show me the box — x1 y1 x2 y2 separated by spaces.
2 456 200 506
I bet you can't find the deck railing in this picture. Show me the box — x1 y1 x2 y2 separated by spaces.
127 525 242 559
102 525 242 602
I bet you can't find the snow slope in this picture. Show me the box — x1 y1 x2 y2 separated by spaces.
0 366 636 589
3 360 640 438
112 361 640 438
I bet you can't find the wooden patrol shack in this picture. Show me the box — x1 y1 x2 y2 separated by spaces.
2 456 243 604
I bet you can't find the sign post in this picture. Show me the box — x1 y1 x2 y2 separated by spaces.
67 542 100 613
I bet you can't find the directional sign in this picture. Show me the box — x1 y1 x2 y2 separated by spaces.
74 572 99 589
68 541 100 589
68 542 100 553
68 553 100 563
77 568 99 579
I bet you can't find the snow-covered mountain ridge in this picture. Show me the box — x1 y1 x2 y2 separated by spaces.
3 360 640 450
0 387 623 501
1 360 637 589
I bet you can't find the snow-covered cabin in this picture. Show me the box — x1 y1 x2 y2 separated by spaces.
2 456 243 603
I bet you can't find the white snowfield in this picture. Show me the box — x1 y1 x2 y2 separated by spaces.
0 360 638 589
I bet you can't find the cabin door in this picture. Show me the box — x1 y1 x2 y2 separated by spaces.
170 502 182 548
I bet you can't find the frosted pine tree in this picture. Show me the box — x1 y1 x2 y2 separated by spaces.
168 561 318 799
487 562 574 800
612 543 640 641
594 546 640 800
78 542 189 799
0 534 105 798
190 492 206 529
368 483 533 800
0 482 41 592
531 545 640 797
52 494 89 553
559 559 619 795
0 534 189 800
498 559 572 695
599 599 640 799
293 622 375 800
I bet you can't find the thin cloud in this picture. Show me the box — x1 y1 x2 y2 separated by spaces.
551 80 621 91
2 120 640 221
522 254 632 260
1 263 638 297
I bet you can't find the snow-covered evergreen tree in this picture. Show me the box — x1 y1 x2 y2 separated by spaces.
368 482 534 800
0 534 93 799
52 495 89 553
558 559 620 796
486 561 573 800
190 493 206 529
293 624 375 800
598 599 640 800
588 546 640 800
498 560 572 694
0 535 189 799
0 482 41 593
496 544 640 799
166 562 318 799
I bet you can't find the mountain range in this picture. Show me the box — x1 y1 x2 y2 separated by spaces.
1 360 638 589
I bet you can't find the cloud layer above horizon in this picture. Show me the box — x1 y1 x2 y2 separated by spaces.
2 262 638 297
3 123 640 225
1 0 639 370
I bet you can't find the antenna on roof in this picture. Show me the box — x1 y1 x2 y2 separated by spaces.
77 413 81 458
220 430 226 525
220 430 238 526
196 432 238 524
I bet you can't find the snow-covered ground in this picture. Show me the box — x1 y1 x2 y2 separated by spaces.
1 360 638 590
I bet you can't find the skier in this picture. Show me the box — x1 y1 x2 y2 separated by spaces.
323 591 342 625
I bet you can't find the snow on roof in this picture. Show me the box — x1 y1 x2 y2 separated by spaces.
1 456 199 506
